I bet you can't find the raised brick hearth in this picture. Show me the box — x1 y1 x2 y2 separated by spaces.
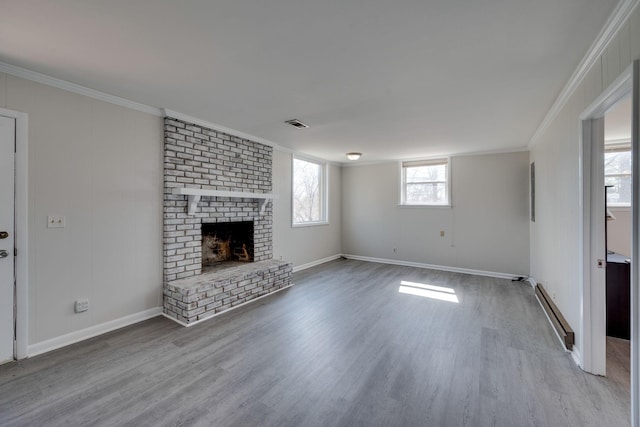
165 260 292 324
162 117 292 324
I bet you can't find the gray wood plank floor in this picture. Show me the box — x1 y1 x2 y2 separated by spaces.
0 259 630 426
607 336 630 392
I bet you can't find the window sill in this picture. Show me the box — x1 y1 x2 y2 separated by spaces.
292 221 330 228
398 204 452 209
609 205 631 211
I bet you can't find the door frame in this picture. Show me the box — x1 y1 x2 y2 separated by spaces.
0 108 28 360
579 60 639 424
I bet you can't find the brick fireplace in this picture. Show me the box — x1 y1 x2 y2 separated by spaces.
162 117 292 325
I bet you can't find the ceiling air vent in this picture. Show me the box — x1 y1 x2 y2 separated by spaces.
285 119 309 129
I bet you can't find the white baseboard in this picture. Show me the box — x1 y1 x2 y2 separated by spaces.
292 254 342 273
27 307 163 357
571 346 582 367
163 283 295 328
341 254 524 280
526 277 538 288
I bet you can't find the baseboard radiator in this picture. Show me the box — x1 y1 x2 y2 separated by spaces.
535 284 574 351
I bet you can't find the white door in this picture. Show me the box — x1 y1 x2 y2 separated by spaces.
0 115 15 364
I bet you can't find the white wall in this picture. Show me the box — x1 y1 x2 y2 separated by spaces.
608 207 631 257
341 152 530 276
529 6 640 351
0 73 164 346
272 149 342 268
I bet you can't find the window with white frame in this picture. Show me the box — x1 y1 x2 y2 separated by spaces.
292 156 327 225
605 143 631 206
401 158 450 206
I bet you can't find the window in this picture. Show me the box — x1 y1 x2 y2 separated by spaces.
401 158 450 206
292 156 327 225
605 144 631 206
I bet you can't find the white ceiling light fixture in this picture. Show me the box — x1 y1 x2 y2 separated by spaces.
346 152 362 161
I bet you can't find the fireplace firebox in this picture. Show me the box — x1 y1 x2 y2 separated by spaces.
202 221 254 270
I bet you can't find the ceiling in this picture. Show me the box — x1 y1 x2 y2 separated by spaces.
0 0 620 163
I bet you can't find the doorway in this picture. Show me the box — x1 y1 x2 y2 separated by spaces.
0 115 15 364
580 60 639 424
0 108 28 362
604 94 632 391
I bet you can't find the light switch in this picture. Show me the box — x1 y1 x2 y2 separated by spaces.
47 215 66 228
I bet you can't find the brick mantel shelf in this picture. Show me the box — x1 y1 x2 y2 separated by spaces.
172 187 279 215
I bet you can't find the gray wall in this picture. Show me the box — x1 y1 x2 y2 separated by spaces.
529 5 640 352
0 71 344 348
0 69 537 352
0 73 164 345
272 149 342 268
341 152 530 276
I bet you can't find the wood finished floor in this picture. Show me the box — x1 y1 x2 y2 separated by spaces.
607 336 631 392
0 259 631 426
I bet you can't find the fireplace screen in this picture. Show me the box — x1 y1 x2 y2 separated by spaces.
202 221 254 267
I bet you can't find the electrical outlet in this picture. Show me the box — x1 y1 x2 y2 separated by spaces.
75 299 89 313
47 215 66 228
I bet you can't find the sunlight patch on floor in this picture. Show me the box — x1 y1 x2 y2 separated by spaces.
398 280 459 303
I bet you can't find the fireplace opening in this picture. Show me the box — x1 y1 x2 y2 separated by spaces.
202 221 254 271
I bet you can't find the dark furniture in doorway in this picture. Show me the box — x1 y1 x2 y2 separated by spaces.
606 251 631 340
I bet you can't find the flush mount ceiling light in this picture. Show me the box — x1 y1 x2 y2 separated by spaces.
285 119 309 129
346 152 362 161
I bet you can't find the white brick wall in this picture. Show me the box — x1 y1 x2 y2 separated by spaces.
163 117 273 282
163 117 291 324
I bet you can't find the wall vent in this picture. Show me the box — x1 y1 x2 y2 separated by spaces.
285 119 309 129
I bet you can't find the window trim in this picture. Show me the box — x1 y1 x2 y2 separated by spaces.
399 157 452 207
291 154 329 227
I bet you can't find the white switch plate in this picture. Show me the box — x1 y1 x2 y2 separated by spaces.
47 215 66 228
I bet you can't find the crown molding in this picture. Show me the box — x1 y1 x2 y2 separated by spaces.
341 146 530 168
528 0 639 149
0 61 163 116
0 61 292 153
340 159 392 168
449 146 530 158
163 110 348 165
163 109 280 148
273 145 342 166
0 62 334 166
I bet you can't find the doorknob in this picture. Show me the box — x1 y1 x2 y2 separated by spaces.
0 250 8 258
0 231 7 239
